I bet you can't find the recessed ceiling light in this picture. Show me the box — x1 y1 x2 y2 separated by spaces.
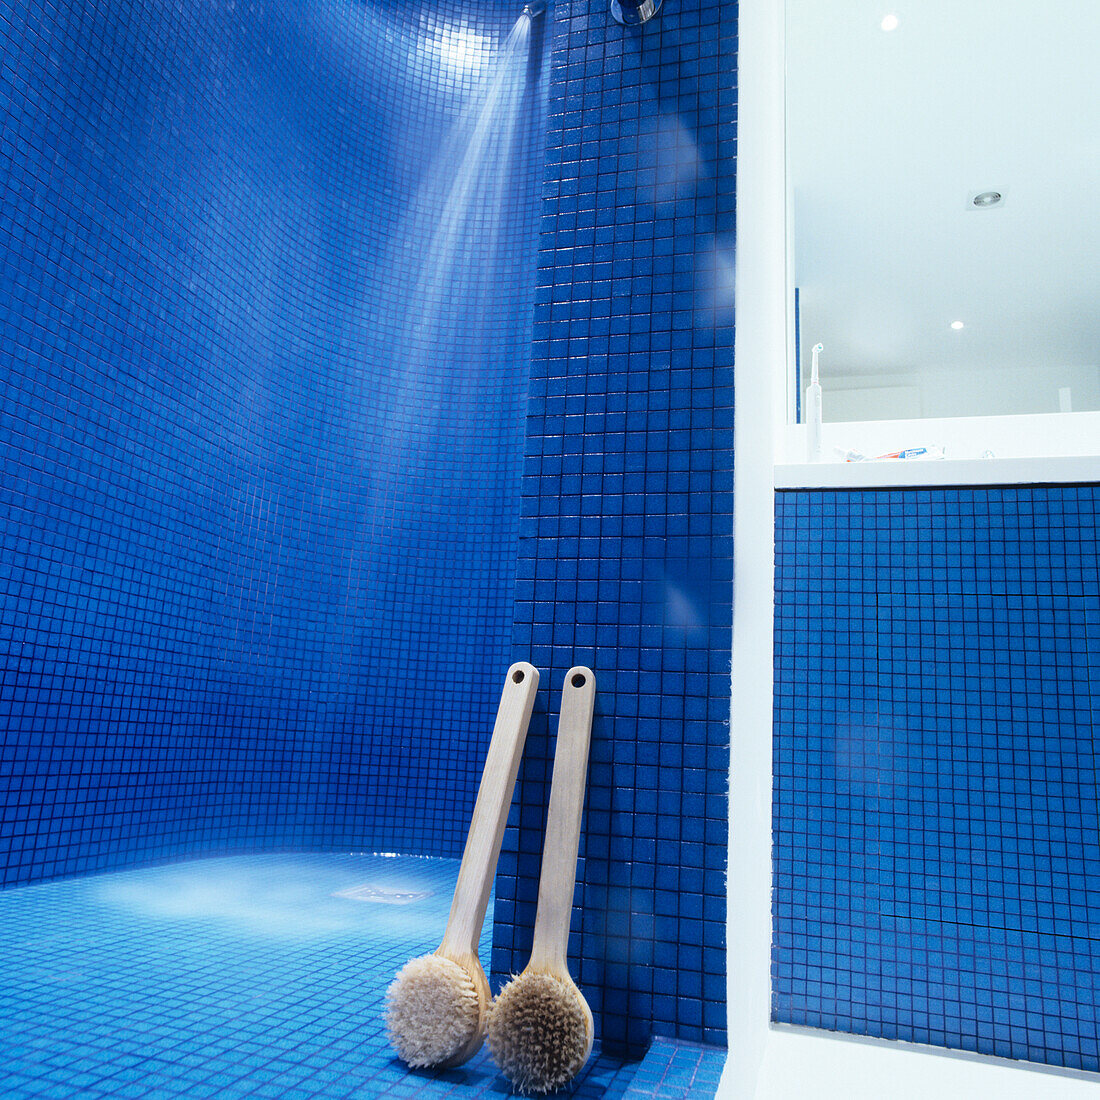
970 190 1003 208
880 14 899 31
950 321 965 330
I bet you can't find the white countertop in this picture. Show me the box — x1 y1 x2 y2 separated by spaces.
776 411 1100 487
775 454 1100 489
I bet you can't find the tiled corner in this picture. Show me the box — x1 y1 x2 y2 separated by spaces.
493 0 736 1057
0 0 735 1072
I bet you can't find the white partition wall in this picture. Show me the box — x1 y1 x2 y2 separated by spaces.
724 1 1100 1095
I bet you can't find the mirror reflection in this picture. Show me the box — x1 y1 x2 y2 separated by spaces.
786 0 1100 425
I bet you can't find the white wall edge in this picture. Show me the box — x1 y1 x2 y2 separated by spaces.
755 1025 1100 1099
725 0 783 1093
775 454 1100 489
724 1 1097 1097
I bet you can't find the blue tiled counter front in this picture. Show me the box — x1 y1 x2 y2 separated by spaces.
773 484 1100 1072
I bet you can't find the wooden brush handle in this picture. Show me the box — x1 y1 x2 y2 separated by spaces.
439 662 540 958
527 666 595 974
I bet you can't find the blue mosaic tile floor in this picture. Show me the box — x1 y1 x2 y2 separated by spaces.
0 854 724 1098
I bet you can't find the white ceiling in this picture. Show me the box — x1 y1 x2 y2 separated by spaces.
787 0 1100 381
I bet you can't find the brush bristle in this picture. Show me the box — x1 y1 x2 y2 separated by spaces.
486 972 590 1094
384 954 480 1068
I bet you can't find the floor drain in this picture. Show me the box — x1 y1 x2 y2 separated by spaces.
332 883 433 905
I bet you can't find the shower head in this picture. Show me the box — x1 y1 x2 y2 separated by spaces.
611 0 661 25
522 0 547 17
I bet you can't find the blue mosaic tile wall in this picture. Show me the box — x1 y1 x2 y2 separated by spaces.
773 484 1100 1072
0 0 548 885
492 0 736 1056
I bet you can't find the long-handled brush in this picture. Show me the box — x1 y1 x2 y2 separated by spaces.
486 666 596 1094
385 661 539 1068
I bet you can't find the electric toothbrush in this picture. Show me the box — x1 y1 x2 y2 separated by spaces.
807 342 823 462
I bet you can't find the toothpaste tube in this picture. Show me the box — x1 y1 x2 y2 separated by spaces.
870 445 945 461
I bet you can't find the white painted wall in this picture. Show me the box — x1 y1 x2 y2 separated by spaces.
826 362 1100 422
726 0 782 1091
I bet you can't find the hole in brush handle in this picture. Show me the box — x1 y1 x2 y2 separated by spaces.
570 673 586 687
512 669 525 683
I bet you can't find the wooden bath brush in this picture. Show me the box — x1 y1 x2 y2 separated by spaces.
487 666 596 1094
385 661 539 1068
